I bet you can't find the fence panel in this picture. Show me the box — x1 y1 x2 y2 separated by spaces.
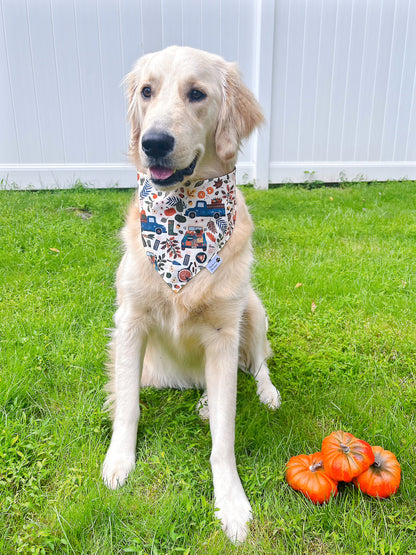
1 0 415 189
269 0 416 184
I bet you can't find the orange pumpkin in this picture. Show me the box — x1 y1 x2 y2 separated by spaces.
285 452 338 504
353 446 401 498
321 431 375 482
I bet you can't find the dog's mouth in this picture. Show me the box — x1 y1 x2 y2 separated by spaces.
149 156 198 187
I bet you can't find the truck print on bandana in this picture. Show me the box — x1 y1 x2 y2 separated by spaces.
138 169 237 292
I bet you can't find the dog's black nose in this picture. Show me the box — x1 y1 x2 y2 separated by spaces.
141 131 175 158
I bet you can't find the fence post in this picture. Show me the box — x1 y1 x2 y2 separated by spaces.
253 0 275 189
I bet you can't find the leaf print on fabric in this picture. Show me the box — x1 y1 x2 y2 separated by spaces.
166 194 182 208
186 188 197 198
207 220 217 234
156 253 167 271
140 181 153 199
143 198 154 211
161 238 182 259
216 217 228 233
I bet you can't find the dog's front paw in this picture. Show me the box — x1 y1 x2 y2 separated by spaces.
258 384 281 410
102 448 135 490
215 491 252 544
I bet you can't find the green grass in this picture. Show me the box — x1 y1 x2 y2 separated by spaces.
1 181 415 554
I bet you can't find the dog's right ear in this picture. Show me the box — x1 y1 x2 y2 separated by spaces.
123 62 143 164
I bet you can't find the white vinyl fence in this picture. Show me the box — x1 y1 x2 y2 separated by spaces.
1 0 416 190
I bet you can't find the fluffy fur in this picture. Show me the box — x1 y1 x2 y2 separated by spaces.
102 46 280 544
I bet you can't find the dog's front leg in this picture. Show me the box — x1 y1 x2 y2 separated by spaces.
102 309 147 490
205 331 252 544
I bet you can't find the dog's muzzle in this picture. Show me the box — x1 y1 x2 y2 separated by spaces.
141 131 198 186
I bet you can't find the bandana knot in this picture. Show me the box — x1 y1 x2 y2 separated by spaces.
138 169 237 292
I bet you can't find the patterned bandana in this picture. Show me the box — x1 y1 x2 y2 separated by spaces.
137 169 237 292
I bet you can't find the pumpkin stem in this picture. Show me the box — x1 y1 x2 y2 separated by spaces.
340 443 350 454
309 461 324 473
372 455 382 469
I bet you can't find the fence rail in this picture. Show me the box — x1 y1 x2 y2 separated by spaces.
1 0 415 189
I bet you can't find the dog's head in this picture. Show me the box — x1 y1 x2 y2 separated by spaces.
124 46 263 189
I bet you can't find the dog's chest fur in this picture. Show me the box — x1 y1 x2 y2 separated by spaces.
115 187 254 388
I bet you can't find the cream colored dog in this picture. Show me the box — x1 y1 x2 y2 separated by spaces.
102 46 280 543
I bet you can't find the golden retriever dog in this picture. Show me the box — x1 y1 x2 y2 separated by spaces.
102 46 280 543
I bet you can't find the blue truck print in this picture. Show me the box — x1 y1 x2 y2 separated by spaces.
140 214 166 235
185 199 225 219
181 226 207 252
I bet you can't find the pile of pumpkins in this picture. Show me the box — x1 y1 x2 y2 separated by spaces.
285 431 401 504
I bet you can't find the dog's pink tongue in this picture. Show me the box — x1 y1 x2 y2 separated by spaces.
150 167 174 181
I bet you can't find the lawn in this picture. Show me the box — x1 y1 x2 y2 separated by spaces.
0 181 415 554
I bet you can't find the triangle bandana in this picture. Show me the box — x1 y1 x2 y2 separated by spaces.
138 169 237 292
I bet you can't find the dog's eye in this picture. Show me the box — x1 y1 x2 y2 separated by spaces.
188 89 206 102
141 86 152 99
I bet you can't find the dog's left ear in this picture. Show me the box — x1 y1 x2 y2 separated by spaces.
215 63 264 162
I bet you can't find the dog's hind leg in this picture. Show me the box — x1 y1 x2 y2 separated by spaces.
197 390 209 420
240 288 281 410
